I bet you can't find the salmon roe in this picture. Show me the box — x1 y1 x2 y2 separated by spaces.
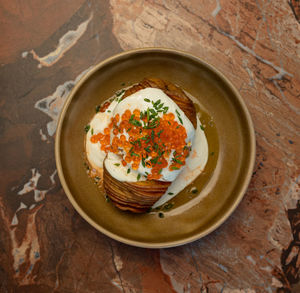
90 107 191 180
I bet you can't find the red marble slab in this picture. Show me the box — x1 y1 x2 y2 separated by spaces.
0 0 299 292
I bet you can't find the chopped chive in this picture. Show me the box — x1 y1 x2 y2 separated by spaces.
131 152 139 157
167 121 171 125
144 98 150 102
137 139 141 147
151 130 155 142
154 143 159 152
130 119 142 127
163 106 169 113
157 103 164 109
137 173 141 180
150 108 157 115
158 168 163 174
147 108 150 121
116 89 125 97
144 146 151 153
154 99 161 107
168 192 174 195
175 109 181 116
151 157 158 164
163 203 174 210
172 158 183 165
171 166 180 170
142 157 146 167
127 168 130 174
178 116 183 124
200 125 205 131
114 163 120 166
157 130 163 137
127 127 132 132
95 105 100 113
84 125 90 133
176 125 180 129
91 128 94 135
129 114 135 121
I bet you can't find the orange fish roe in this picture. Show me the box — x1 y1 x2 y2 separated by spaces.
90 106 191 180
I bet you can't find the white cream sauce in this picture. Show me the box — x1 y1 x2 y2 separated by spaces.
85 87 208 207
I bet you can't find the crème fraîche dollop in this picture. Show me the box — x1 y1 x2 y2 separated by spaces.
86 87 208 207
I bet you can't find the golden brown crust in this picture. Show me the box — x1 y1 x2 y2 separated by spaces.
104 78 197 213
103 163 171 213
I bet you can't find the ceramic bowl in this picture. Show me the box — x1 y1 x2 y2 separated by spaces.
55 48 255 248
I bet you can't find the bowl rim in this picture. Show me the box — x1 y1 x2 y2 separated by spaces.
55 47 256 248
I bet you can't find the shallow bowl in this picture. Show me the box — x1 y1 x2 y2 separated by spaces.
55 48 255 248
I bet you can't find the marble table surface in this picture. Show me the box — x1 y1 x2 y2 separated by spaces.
0 1 299 292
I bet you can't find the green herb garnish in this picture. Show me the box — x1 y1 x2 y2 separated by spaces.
142 157 146 167
172 158 183 165
127 168 131 174
151 130 155 141
114 163 120 166
171 166 180 170
144 146 151 153
157 129 163 137
116 89 125 97
154 99 161 107
137 173 141 180
163 106 169 113
130 119 142 127
163 203 174 210
84 125 90 133
150 157 159 164
144 98 150 102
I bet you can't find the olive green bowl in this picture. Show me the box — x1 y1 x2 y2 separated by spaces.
55 48 255 248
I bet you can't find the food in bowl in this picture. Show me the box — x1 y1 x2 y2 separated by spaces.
85 78 208 213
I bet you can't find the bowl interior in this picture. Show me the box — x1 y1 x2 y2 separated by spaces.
56 49 255 248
